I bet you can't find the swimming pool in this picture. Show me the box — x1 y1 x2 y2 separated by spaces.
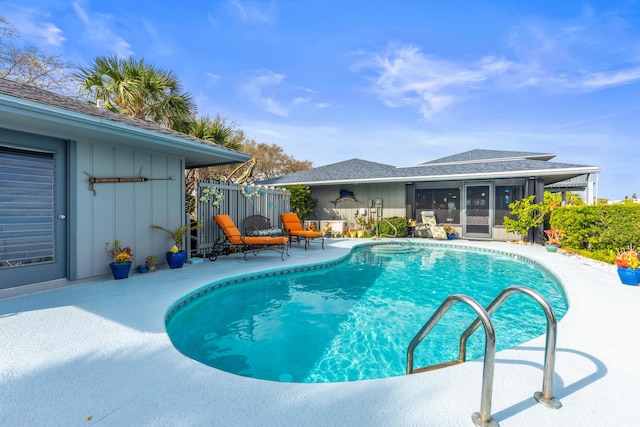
165 242 567 383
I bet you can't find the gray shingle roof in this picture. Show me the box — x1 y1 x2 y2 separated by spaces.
261 152 599 185
0 78 248 166
419 149 555 165
262 158 397 184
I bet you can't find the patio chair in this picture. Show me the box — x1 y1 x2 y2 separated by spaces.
214 214 289 260
420 211 448 240
280 213 325 250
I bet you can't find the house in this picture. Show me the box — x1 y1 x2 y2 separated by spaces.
0 78 251 292
262 149 600 240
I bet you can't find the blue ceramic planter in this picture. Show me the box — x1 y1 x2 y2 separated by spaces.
545 244 558 252
110 262 131 280
166 251 187 269
617 267 640 286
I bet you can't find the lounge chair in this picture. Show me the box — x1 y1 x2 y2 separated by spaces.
214 214 289 260
280 213 325 250
418 211 448 240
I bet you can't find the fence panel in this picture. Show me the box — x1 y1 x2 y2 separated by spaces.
195 180 290 257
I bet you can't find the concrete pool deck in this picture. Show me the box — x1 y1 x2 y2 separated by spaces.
1 239 638 426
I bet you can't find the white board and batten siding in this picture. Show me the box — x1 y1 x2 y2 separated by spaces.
74 141 184 279
311 183 406 224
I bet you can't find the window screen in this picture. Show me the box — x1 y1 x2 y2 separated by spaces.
494 185 523 226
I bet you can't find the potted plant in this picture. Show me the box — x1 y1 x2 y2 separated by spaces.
544 228 563 252
152 222 201 269
614 248 640 286
322 222 332 238
105 240 133 280
145 255 158 272
354 212 366 237
444 225 455 240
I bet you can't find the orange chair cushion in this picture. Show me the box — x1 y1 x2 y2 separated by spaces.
280 213 323 238
281 213 303 231
215 214 288 245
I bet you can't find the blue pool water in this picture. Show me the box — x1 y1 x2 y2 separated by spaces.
165 243 567 383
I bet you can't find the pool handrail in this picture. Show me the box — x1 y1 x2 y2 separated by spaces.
376 216 398 238
406 294 498 427
458 285 562 409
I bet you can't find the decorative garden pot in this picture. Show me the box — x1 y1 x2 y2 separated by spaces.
617 267 640 286
137 265 149 273
545 243 558 253
110 262 132 280
447 233 455 240
166 251 187 269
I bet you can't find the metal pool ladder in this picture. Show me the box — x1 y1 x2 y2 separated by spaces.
406 286 561 427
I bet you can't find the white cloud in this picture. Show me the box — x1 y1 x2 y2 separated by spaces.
2 8 65 47
354 6 640 119
141 19 172 56
354 44 513 119
577 68 640 89
34 22 65 47
225 0 274 24
72 3 133 57
503 8 640 92
241 70 311 117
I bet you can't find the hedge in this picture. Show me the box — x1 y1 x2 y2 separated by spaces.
377 216 408 237
549 204 640 251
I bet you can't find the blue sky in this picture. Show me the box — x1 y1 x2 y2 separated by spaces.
4 1 640 199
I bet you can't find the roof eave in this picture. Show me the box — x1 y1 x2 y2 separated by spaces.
0 94 251 167
269 166 600 186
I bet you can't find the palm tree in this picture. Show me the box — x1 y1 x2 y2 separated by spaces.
184 115 248 210
74 54 196 129
187 115 242 151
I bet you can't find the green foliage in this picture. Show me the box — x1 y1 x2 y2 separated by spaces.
75 54 196 129
544 191 585 207
550 204 640 251
378 216 408 237
354 212 367 230
564 247 617 264
283 184 317 222
503 195 550 240
151 222 201 248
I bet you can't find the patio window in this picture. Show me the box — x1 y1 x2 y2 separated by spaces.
494 185 523 226
415 188 460 224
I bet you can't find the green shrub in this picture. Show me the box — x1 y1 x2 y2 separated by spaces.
283 184 317 222
503 195 549 241
550 204 640 252
377 216 408 237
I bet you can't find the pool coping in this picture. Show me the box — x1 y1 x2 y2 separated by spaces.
1 238 638 426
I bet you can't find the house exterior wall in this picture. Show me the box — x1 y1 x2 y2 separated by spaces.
308 180 525 241
73 140 185 279
309 183 406 228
